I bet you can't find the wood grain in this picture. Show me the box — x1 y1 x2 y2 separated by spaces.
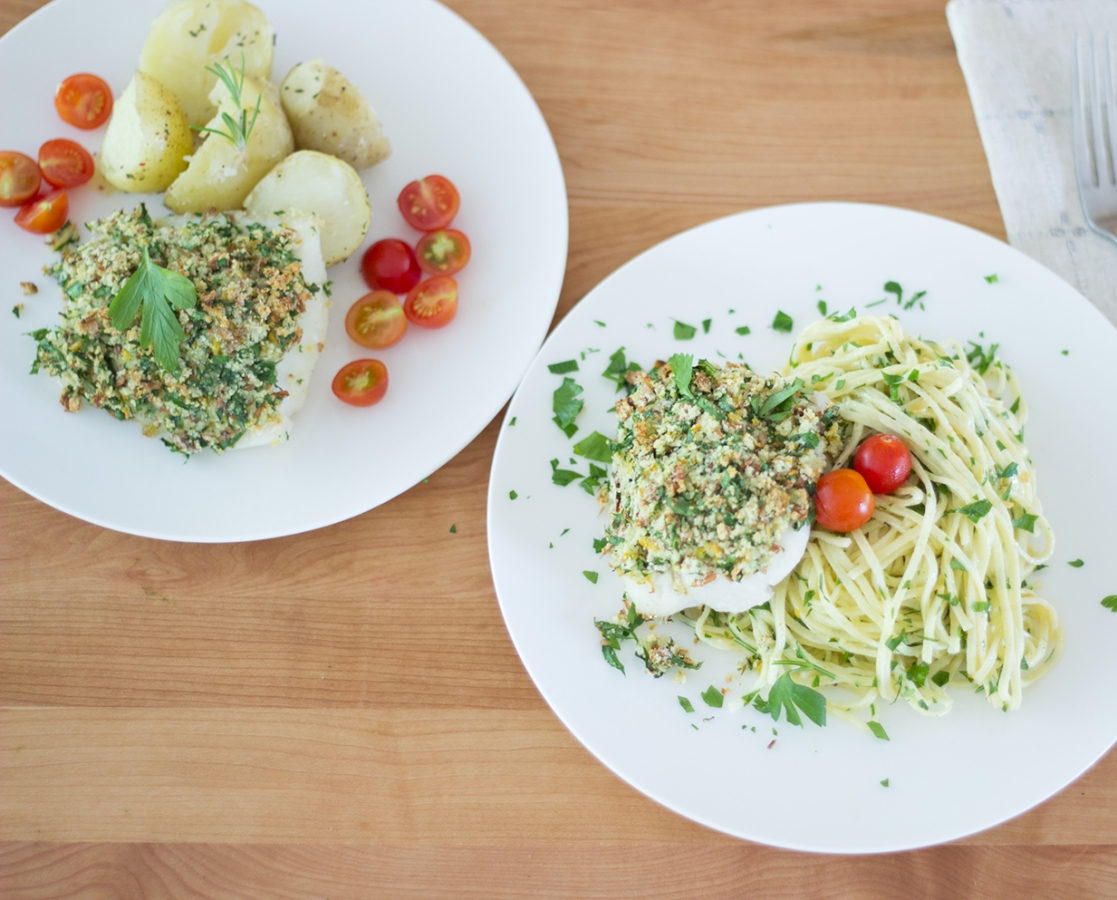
2 0 1115 896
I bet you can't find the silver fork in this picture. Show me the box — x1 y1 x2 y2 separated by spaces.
1074 33 1117 244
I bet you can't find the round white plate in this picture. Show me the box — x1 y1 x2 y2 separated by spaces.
0 0 567 541
487 203 1117 853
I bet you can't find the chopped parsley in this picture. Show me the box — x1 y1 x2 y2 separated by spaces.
771 310 793 333
552 376 584 437
880 778 890 787
583 570 599 583
735 325 751 336
509 490 518 500
701 685 724 708
868 721 889 741
1102 596 1117 611
678 696 695 713
766 672 826 726
573 430 612 463
984 273 998 283
956 500 992 523
1069 559 1084 568
449 524 457 533
547 359 579 374
673 320 697 340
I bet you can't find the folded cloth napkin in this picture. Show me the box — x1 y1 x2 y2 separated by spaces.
947 0 1117 321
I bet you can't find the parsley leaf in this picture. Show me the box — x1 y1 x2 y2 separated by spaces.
771 310 794 333
547 359 579 374
1011 512 1038 533
766 672 826 727
702 318 712 334
668 353 694 398
107 246 197 373
701 685 724 708
867 721 889 741
678 696 694 713
884 281 903 305
673 320 697 340
573 431 613 463
735 325 751 336
1102 596 1117 611
583 570 599 583
509 490 518 500
552 376 583 436
985 273 999 284
956 500 992 523
549 458 582 486
1069 559 1084 568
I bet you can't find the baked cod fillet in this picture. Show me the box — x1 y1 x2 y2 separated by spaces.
32 205 329 455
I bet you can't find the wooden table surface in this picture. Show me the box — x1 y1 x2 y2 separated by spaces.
3 0 1116 896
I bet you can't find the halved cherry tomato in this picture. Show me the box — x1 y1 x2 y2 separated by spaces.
416 228 471 276
14 189 68 234
332 359 389 407
853 434 913 494
38 139 95 189
814 469 875 533
345 290 407 349
0 151 41 207
361 238 421 294
403 275 458 329
54 73 114 130
398 175 460 231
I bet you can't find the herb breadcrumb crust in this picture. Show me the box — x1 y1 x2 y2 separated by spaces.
604 359 843 590
31 205 328 455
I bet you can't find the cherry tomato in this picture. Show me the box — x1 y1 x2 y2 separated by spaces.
361 239 421 294
332 359 389 407
0 151 41 207
416 228 471 276
14 189 68 234
403 275 458 329
814 469 875 533
54 73 114 130
854 434 913 494
398 175 460 231
38 139 95 189
345 290 407 349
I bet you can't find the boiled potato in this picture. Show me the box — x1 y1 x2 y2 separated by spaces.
164 74 293 213
98 71 192 193
138 0 274 128
244 150 371 266
281 60 390 170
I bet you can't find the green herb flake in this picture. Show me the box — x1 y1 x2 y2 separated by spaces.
449 524 457 533
1011 512 1038 533
594 320 606 327
884 281 903 305
551 376 584 437
583 570 599 584
673 320 697 340
771 310 794 333
678 696 695 713
668 353 694 398
547 359 579 374
509 490 518 500
766 673 826 727
508 417 516 426
880 778 890 787
701 318 712 334
932 670 951 687
735 325 751 336
700 685 724 708
1069 559 1084 568
1102 596 1117 611
817 300 827 316
573 431 613 463
984 274 998 283
956 500 992 523
868 721 890 741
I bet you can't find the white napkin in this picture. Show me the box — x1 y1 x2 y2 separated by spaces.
946 0 1117 321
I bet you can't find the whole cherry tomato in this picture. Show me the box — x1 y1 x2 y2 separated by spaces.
403 275 458 329
814 469 875 532
361 239 421 294
854 434 913 494
398 175 460 231
0 151 41 207
54 73 114 129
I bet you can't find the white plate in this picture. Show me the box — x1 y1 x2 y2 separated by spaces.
487 203 1117 853
0 0 566 541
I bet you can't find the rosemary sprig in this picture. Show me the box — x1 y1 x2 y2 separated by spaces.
192 54 261 151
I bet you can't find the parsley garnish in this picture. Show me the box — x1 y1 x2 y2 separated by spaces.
573 431 612 463
1102 596 1117 611
668 353 694 398
880 778 890 787
192 54 262 151
547 359 579 374
884 281 902 304
829 307 857 323
771 310 793 333
678 696 695 713
583 570 599 583
867 721 889 741
932 670 951 687
702 318 712 333
449 524 457 533
985 273 998 283
817 300 827 316
602 346 641 392
701 685 724 708
508 417 516 426
966 340 999 376
735 325 751 336
1011 512 1038 533
1069 559 1084 568
673 320 697 340
107 246 198 373
549 458 581 486
552 376 583 437
509 490 518 500
766 672 826 726
956 500 992 523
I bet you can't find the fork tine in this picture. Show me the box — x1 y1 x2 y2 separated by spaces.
1074 34 1097 188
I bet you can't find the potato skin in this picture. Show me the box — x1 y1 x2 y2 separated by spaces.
244 149 372 266
139 0 274 128
163 75 294 214
281 60 391 170
98 71 193 193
